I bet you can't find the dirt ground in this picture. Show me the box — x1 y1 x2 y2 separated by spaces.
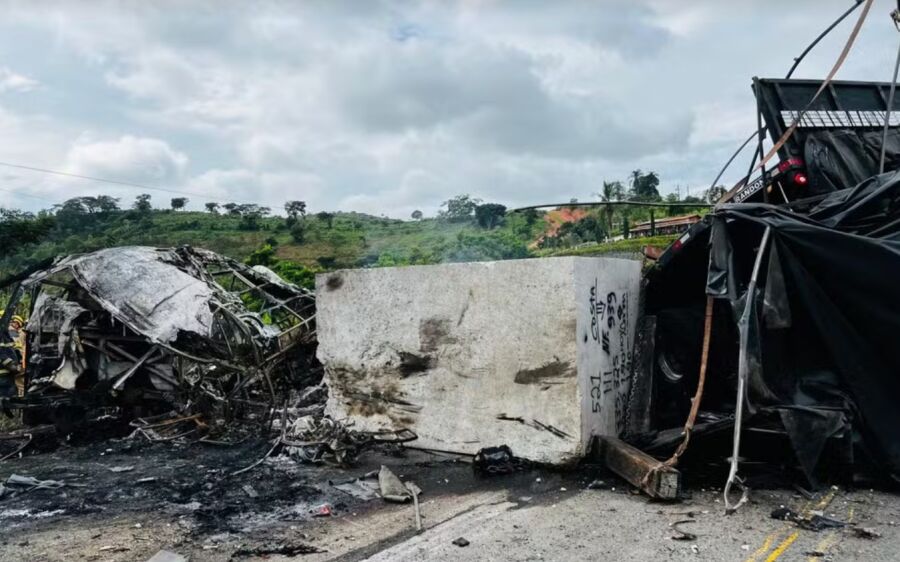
0 436 896 562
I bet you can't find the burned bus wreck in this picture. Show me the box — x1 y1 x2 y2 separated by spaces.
0 246 319 431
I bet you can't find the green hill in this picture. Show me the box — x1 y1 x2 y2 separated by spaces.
0 208 547 288
0 196 695 292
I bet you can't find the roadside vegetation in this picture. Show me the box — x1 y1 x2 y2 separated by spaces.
0 171 716 289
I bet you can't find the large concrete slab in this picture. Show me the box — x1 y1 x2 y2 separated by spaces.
316 257 641 464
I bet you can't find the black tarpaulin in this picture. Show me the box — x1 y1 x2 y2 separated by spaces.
804 129 900 196
710 170 900 479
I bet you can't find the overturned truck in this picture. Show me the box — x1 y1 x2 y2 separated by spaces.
0 246 318 431
639 77 900 499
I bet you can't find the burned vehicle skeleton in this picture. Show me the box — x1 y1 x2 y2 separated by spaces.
0 246 318 430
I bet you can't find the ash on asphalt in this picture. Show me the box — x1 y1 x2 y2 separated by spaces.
0 435 609 547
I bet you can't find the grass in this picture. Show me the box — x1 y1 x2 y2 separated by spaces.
2 206 685 279
536 234 679 258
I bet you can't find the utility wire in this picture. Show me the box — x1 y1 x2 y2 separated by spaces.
0 160 287 210
512 201 712 212
0 160 222 201
709 0 867 194
785 0 866 79
719 0 875 205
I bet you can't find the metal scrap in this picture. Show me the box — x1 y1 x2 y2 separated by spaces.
0 246 319 436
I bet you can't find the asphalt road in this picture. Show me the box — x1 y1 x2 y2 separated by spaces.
0 447 896 561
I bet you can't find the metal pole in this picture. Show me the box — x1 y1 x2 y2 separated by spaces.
723 226 772 514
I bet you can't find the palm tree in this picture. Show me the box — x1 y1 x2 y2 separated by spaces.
597 181 617 235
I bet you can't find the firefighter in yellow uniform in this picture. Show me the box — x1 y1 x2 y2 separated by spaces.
9 315 25 395
0 312 24 398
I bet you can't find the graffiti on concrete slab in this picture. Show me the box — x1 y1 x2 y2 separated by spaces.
586 282 632 432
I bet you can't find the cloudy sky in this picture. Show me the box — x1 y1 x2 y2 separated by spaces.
0 0 896 217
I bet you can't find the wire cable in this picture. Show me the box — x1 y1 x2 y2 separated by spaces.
709 0 867 195
0 160 289 210
785 0 866 79
719 0 875 205
0 160 220 201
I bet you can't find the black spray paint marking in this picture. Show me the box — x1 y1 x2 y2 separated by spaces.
586 284 631 432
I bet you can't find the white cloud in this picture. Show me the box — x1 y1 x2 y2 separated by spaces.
0 1 895 215
64 134 188 184
0 67 39 93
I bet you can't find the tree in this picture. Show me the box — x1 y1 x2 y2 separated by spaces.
622 216 630 239
171 197 188 211
595 180 622 235
284 200 307 220
439 194 481 221
664 192 680 216
205 202 220 214
290 221 306 243
0 208 55 250
411 210 423 221
628 170 661 201
222 203 240 216
238 204 270 230
92 195 120 213
133 194 152 213
474 203 507 229
58 196 119 215
316 211 335 229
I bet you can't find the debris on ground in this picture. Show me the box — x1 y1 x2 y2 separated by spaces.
0 473 66 498
473 445 531 476
231 542 325 558
452 537 470 547
308 502 334 517
770 507 847 532
378 465 412 503
406 480 423 531
851 526 882 539
330 471 381 500
669 519 697 541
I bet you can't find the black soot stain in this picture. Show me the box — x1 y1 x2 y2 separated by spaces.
514 360 575 385
325 274 344 291
397 351 435 377
419 318 457 353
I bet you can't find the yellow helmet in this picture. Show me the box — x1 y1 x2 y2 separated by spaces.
11 315 24 326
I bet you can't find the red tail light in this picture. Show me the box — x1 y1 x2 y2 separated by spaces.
793 172 808 186
778 157 804 173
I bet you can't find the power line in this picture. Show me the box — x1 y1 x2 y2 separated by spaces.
512 200 712 212
0 160 286 210
0 160 223 201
